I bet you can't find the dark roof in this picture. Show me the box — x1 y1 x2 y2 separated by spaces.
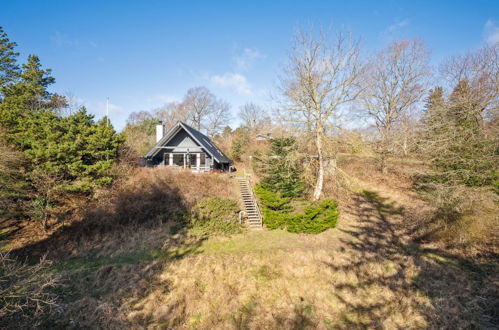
144 122 231 164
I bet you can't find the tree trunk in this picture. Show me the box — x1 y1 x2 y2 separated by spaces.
379 134 388 174
313 129 324 200
402 134 408 157
380 152 387 174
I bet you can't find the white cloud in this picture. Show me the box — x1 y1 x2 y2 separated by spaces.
210 72 252 95
50 31 80 47
387 18 410 32
484 19 499 44
381 18 410 39
233 47 264 72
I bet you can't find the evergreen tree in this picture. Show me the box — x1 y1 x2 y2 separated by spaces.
254 137 305 198
0 27 125 228
0 54 56 137
17 108 123 193
0 26 20 96
422 82 498 187
421 87 447 144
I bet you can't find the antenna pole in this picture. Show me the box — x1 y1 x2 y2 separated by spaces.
106 97 109 127
105 97 110 162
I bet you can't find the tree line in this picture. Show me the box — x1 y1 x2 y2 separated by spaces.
1 24 497 230
124 29 497 200
276 29 498 199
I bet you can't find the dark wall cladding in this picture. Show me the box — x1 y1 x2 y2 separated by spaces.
137 157 155 167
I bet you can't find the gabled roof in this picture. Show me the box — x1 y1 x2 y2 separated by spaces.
144 122 231 164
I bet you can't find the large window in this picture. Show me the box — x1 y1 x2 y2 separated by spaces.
172 154 184 167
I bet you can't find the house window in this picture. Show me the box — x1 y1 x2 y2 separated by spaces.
200 153 206 167
163 153 169 165
172 154 184 166
188 154 197 167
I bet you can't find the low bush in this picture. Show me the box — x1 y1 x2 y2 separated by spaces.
262 209 288 230
190 197 242 236
254 185 291 211
256 184 339 234
287 199 339 234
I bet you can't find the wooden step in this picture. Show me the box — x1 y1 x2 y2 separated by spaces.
236 176 262 229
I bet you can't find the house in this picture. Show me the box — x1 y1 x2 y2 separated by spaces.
144 121 232 171
255 133 272 141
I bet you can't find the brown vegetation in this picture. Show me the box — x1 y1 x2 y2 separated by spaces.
2 158 497 329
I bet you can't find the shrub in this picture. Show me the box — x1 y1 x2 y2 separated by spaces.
257 190 340 234
190 197 242 236
262 209 288 230
287 199 339 234
254 184 291 211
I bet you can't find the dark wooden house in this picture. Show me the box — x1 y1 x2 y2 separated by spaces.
144 121 232 171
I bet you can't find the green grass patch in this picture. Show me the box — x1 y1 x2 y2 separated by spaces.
199 229 302 255
51 247 200 274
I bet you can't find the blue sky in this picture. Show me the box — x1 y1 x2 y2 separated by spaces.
1 0 498 130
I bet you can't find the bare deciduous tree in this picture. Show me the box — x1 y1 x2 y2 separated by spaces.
440 42 499 130
153 101 189 131
126 110 154 126
183 86 215 130
360 39 430 173
182 86 231 136
238 102 270 132
206 99 231 137
280 29 365 200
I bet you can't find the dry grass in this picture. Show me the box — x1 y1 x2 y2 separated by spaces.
1 162 498 328
124 188 497 329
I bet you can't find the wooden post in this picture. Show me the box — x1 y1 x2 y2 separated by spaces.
169 153 173 166
196 153 201 171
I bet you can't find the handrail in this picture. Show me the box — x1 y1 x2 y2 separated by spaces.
245 174 263 225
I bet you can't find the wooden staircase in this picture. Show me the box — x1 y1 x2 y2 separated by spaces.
236 175 263 229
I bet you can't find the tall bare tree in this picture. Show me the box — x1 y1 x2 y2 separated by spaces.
360 39 430 173
153 101 189 131
182 86 231 135
440 42 499 130
238 102 270 132
183 86 216 130
206 99 231 137
280 29 365 200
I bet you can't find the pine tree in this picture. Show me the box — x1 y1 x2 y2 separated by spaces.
422 81 498 187
421 87 447 145
254 137 306 198
0 54 56 138
0 26 20 97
